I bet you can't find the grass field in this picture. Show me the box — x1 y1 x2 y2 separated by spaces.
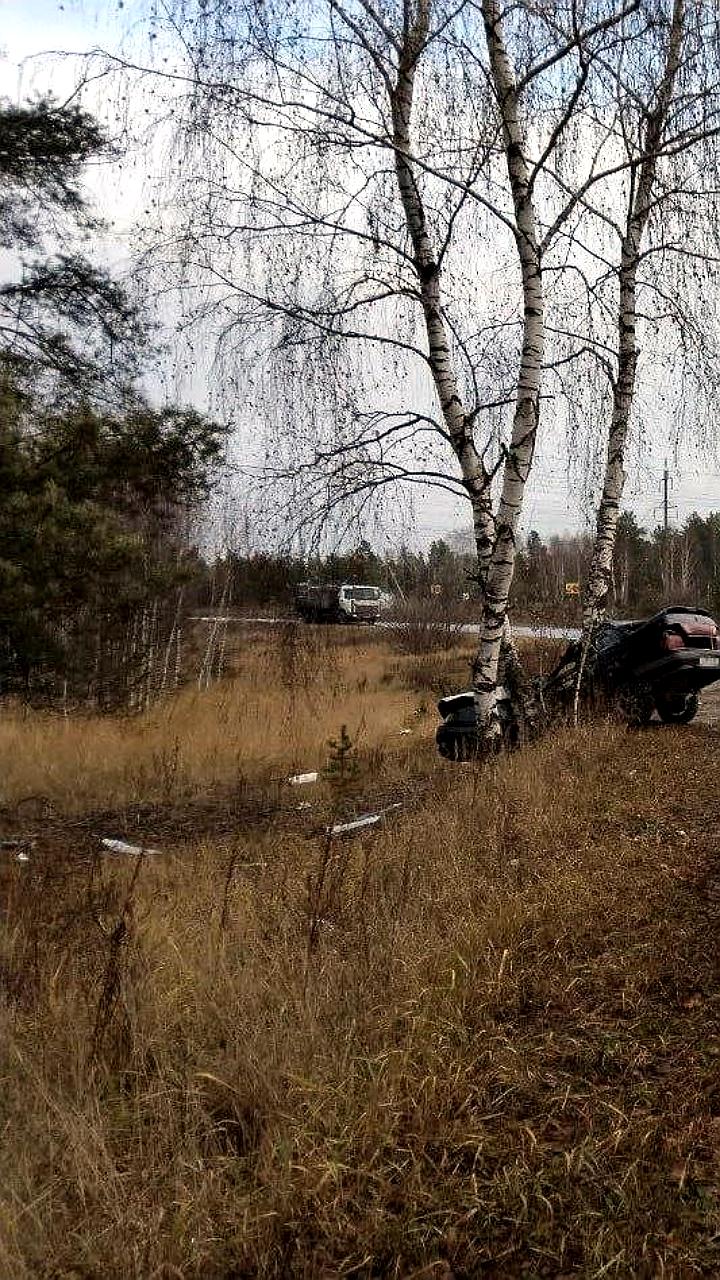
1 626 719 1278
0 626 471 813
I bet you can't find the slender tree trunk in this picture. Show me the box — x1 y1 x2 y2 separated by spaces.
390 2 495 581
679 532 692 593
473 0 544 734
160 587 184 693
582 0 684 634
582 257 638 629
199 568 231 689
174 626 182 689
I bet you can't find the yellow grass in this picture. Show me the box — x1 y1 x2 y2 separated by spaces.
1 630 718 1277
0 630 470 812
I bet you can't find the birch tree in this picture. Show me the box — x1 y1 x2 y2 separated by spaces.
565 0 720 634
471 0 545 729
98 0 639 732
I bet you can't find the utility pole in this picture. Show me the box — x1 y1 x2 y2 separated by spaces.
656 460 677 600
654 461 676 532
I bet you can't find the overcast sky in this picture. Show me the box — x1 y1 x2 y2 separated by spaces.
3 0 720 548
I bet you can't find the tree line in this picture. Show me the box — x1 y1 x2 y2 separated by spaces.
203 512 720 621
513 515 720 619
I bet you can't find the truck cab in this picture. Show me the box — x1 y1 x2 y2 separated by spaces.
337 584 382 623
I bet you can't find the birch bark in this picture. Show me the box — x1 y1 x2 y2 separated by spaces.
389 0 496 581
474 0 544 734
582 0 684 634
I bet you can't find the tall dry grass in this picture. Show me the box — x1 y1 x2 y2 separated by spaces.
0 627 477 814
1 674 719 1276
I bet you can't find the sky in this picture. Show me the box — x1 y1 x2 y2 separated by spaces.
2 0 719 549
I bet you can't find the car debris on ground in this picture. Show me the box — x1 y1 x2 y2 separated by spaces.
100 837 160 856
1 838 33 863
329 802 403 837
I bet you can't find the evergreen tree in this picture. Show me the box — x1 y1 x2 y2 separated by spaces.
0 99 225 703
0 96 146 400
0 365 224 701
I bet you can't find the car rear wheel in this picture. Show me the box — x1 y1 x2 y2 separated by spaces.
655 691 699 724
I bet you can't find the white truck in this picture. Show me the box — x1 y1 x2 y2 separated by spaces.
294 582 382 624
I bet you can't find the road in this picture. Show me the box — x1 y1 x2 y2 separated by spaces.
191 615 582 641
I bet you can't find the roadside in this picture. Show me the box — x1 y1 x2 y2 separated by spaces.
699 682 720 724
191 612 582 640
3 632 720 1276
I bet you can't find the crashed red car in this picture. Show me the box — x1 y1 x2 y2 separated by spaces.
546 605 720 724
437 606 720 759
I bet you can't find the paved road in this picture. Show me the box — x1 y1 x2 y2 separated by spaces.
191 615 581 641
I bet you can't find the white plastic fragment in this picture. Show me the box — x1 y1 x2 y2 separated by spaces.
1 839 34 863
100 838 160 857
330 813 382 836
288 771 318 786
296 801 313 811
329 802 402 837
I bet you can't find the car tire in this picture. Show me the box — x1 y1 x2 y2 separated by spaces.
655 691 699 724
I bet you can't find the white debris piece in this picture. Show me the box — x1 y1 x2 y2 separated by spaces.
329 802 402 837
288 771 318 786
330 813 382 836
1 839 34 863
100 838 160 857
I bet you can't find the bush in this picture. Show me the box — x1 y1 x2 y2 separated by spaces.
387 597 468 654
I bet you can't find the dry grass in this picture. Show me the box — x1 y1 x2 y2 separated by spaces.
1 629 720 1277
0 627 477 814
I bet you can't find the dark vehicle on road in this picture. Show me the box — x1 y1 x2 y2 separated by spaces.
436 606 720 759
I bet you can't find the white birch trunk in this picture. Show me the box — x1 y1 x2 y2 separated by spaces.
679 532 692 593
128 610 139 712
474 0 544 734
145 598 159 711
161 588 185 693
199 571 231 690
582 263 637 631
583 0 684 635
390 3 495 582
174 626 182 689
